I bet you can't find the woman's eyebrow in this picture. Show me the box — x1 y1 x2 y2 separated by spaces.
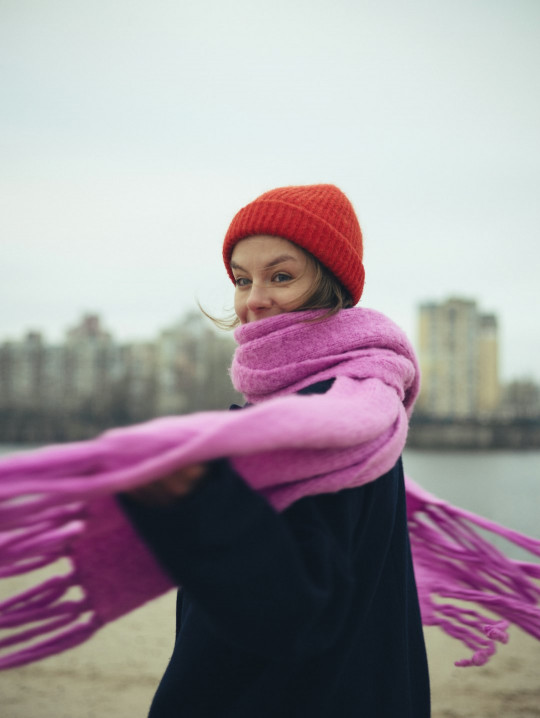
263 254 298 269
230 255 298 272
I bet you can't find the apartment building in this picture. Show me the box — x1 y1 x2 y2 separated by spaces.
417 297 500 418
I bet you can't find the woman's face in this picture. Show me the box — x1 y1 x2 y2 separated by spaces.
231 235 318 325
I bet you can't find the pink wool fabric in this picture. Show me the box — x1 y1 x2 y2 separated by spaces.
0 307 539 670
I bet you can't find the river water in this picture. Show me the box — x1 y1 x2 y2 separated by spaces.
404 448 540 560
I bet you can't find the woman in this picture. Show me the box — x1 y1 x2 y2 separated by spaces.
120 184 431 717
3 184 538 711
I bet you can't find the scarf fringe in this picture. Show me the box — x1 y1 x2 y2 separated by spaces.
406 478 540 666
0 500 102 669
1 492 174 670
0 569 100 670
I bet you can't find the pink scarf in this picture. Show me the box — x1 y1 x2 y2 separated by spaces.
0 308 539 670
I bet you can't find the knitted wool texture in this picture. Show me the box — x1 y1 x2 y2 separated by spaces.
1 308 539 670
223 184 365 305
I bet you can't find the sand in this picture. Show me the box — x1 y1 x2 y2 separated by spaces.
1 589 539 718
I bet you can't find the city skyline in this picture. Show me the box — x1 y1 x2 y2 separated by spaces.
0 294 536 386
2 305 537 447
0 311 241 443
2 2 539 382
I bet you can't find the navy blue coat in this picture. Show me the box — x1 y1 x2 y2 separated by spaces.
121 381 430 717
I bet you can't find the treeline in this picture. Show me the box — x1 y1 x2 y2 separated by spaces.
0 376 243 444
408 414 540 450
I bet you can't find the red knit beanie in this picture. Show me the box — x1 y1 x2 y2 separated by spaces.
222 184 365 305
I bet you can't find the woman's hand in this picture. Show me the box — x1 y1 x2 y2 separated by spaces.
126 463 208 506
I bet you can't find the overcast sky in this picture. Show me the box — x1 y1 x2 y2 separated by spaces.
1 0 539 382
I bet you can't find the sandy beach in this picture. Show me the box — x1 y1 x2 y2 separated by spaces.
1 588 539 718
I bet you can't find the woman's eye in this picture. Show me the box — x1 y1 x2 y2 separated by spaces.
274 273 292 283
235 277 250 287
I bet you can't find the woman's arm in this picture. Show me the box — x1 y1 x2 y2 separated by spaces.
118 458 361 662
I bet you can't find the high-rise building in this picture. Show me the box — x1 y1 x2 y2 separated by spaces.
476 313 500 414
0 332 45 409
64 314 122 412
417 297 500 418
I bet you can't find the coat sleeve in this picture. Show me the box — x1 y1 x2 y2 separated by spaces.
118 458 371 662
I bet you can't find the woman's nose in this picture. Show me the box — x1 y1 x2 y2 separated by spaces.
246 283 272 310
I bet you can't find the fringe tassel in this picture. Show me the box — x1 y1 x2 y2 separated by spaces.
406 477 540 666
0 619 99 670
0 570 100 669
0 503 100 669
0 492 173 670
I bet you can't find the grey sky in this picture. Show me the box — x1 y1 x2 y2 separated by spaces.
1 0 539 381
